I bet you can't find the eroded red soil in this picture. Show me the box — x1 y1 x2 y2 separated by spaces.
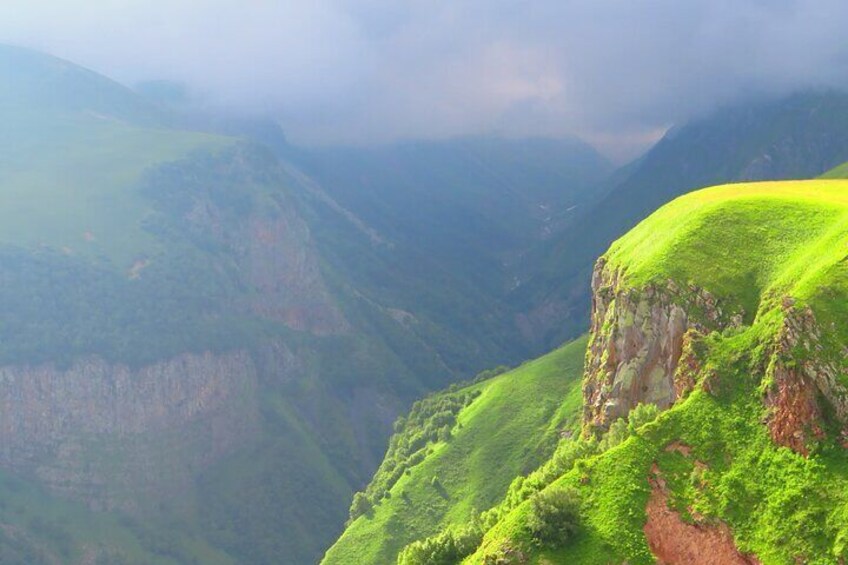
644 464 759 565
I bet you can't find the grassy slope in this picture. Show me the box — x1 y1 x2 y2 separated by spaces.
0 44 233 267
0 46 360 564
822 161 848 178
469 179 848 564
0 111 230 266
602 180 848 357
323 336 588 565
0 467 235 565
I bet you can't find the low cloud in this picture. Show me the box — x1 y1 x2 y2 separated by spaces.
2 1 848 161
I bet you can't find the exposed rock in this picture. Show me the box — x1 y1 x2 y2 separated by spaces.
237 214 349 335
0 350 260 511
583 258 740 431
673 330 706 400
764 304 847 455
160 145 350 336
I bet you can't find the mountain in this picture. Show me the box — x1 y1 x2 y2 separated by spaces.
323 337 587 564
332 176 848 564
0 44 366 564
281 137 612 378
0 45 615 564
515 91 848 351
8 41 848 565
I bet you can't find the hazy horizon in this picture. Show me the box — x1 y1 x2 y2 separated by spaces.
3 1 848 162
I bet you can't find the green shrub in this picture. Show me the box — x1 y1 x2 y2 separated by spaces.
526 486 581 547
348 492 372 523
397 521 483 565
347 387 481 517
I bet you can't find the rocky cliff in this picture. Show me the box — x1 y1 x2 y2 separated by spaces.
582 257 744 432
582 257 848 456
762 301 848 454
0 349 260 511
0 145 358 518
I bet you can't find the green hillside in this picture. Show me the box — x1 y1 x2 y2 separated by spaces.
477 180 848 563
0 112 229 265
339 179 848 564
10 42 848 565
603 180 848 324
0 46 609 564
822 161 848 178
323 336 588 565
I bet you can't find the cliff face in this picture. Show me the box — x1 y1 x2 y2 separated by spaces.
582 258 742 431
172 145 350 337
0 349 260 511
582 258 848 455
763 302 848 454
0 146 358 514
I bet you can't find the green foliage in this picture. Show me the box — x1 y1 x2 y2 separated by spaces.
526 487 581 547
600 403 659 451
603 180 848 320
350 493 373 522
325 337 588 565
397 521 483 565
0 144 296 367
463 180 848 564
480 438 597 532
348 387 481 522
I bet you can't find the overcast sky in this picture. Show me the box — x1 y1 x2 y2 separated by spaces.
1 1 847 161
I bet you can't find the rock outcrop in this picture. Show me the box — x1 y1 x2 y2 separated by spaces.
583 257 848 455
763 302 848 454
583 258 741 431
0 349 261 511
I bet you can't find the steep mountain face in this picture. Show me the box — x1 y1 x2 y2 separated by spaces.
0 45 619 564
466 179 848 563
0 351 259 511
0 45 396 563
322 337 588 565
581 257 742 432
336 178 848 565
277 137 613 377
517 91 848 352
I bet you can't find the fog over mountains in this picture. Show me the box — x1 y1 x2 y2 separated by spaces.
4 1 848 159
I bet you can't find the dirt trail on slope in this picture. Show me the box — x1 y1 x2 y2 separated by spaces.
643 464 759 565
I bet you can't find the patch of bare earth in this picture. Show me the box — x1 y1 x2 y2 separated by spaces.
644 463 759 565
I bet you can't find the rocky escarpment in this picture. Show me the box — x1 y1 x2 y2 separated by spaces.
171 146 349 336
583 258 848 455
0 146 359 521
583 258 743 431
763 301 848 454
0 349 261 511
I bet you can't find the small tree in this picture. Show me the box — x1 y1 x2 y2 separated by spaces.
348 492 372 523
627 403 659 433
526 487 581 547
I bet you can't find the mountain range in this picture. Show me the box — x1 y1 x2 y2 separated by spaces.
1 43 848 564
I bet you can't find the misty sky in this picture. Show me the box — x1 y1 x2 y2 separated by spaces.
2 1 848 161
